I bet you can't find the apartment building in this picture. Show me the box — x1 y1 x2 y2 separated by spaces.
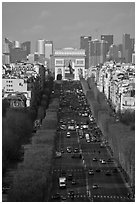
2 78 31 106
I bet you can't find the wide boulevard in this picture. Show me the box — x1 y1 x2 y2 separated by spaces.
48 81 133 202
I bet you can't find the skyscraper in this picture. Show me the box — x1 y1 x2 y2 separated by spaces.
4 38 30 63
108 44 119 62
36 39 45 56
90 39 101 66
45 40 53 59
100 40 108 64
21 41 31 56
80 36 92 69
101 35 113 52
122 34 132 63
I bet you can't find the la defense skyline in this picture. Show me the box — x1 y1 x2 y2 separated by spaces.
3 32 135 65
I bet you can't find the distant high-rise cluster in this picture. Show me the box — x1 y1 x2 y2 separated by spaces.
80 34 135 68
3 38 31 63
36 39 53 59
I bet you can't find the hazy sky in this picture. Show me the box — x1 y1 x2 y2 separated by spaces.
2 2 135 52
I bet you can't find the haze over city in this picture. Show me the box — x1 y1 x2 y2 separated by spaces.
2 2 135 52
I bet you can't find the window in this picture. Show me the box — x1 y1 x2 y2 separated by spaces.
76 59 84 65
55 59 64 65
125 101 127 106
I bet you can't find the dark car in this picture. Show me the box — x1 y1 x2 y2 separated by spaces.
88 169 94 175
74 148 79 153
96 169 101 172
93 157 98 162
67 173 73 181
71 179 76 185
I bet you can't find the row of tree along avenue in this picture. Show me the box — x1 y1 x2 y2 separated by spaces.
2 74 54 177
6 82 59 201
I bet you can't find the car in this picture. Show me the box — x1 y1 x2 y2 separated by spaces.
96 169 101 172
71 179 76 185
74 148 79 153
66 132 71 138
86 139 90 143
60 125 67 130
107 158 114 163
61 195 67 201
88 169 94 175
101 160 106 164
92 184 99 189
67 173 73 181
67 147 72 153
93 158 98 162
60 148 64 153
100 143 105 148
68 125 75 130
55 151 62 158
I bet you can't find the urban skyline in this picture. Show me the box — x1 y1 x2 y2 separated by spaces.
2 2 135 52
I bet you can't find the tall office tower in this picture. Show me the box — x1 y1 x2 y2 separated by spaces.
100 40 108 64
21 41 31 56
101 35 113 52
2 54 10 64
122 34 132 63
117 44 123 61
90 39 101 66
4 38 28 63
108 44 119 62
36 39 45 56
45 40 53 59
131 38 135 52
80 36 92 69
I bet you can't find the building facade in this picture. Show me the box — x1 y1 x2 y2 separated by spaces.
45 40 53 59
4 38 31 63
101 35 113 52
54 48 85 80
80 36 92 69
36 39 45 56
2 78 31 106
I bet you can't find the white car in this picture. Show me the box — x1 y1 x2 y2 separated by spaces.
66 132 71 137
92 184 99 189
68 125 75 130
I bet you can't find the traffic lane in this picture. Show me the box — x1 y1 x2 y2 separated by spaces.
54 156 83 168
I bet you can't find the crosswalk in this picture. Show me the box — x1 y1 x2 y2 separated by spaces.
92 194 131 200
52 168 117 173
52 193 131 200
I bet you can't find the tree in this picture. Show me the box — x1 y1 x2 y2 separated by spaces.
37 106 45 122
2 99 10 117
